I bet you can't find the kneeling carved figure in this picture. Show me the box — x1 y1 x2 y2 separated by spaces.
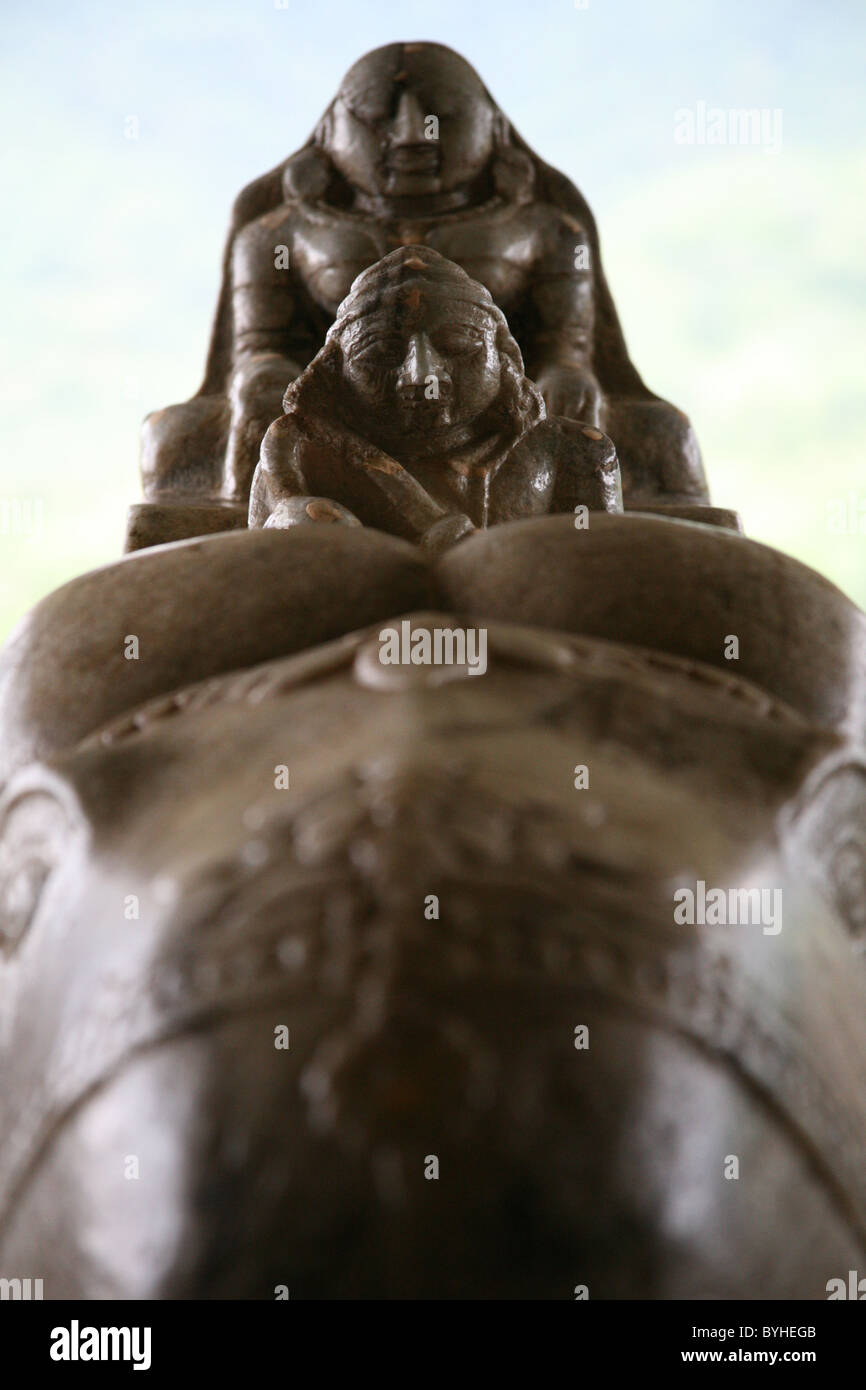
248 246 622 551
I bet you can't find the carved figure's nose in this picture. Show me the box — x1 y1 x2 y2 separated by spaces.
395 333 449 392
392 89 429 144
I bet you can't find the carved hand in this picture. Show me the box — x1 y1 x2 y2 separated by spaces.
262 497 362 529
535 363 603 428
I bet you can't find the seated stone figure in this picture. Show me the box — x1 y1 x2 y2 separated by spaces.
136 41 712 548
248 247 622 552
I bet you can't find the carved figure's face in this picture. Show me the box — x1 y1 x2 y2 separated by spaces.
340 288 501 442
327 44 497 200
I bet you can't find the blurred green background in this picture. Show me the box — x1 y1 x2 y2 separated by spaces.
1 0 863 640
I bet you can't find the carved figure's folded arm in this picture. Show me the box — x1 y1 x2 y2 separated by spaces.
248 416 345 528
488 417 622 523
249 413 475 549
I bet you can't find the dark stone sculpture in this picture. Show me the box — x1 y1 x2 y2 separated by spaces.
248 246 622 550
1 520 866 1298
130 41 723 552
1 43 863 1302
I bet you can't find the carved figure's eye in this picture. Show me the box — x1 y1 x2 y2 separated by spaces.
432 327 484 356
340 93 390 128
354 337 403 366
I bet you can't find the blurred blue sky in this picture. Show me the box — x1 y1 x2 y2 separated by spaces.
1 0 864 634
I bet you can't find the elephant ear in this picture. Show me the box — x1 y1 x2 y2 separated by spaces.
788 758 866 958
0 781 78 956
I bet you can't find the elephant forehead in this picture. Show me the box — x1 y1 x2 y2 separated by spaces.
38 610 820 887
